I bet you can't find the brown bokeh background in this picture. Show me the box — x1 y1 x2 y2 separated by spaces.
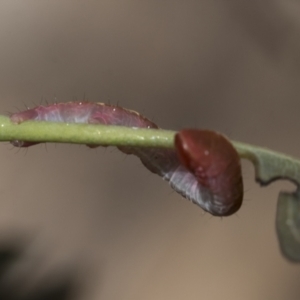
0 1 300 299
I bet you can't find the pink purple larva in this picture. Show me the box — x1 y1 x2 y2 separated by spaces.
10 101 243 216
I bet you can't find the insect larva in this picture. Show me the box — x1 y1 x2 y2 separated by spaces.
10 101 243 216
175 129 243 216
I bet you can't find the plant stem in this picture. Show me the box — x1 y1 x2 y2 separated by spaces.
0 115 175 148
1 115 300 182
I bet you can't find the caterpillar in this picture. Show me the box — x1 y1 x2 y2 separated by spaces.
10 101 243 216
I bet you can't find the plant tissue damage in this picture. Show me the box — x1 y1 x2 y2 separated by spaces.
233 141 300 262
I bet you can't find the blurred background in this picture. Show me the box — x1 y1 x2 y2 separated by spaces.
0 1 299 299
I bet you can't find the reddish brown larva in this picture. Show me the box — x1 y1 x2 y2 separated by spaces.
175 129 243 216
10 102 243 216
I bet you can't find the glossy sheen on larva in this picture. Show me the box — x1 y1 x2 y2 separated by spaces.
10 101 243 216
175 129 243 216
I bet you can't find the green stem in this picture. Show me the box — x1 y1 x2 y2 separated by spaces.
1 114 300 262
1 115 300 184
0 115 175 147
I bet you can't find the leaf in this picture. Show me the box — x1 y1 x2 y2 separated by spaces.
276 191 300 262
234 141 300 262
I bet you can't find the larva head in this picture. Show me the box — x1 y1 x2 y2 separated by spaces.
10 108 39 124
174 129 243 216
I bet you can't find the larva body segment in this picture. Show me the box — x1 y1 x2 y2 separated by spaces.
10 102 158 127
175 129 243 216
10 102 158 148
10 102 243 216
